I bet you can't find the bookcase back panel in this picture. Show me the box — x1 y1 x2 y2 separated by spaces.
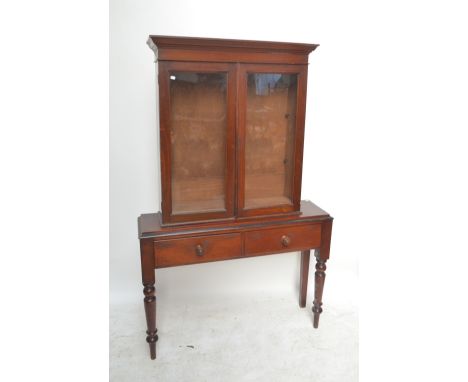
244 73 297 209
169 72 227 214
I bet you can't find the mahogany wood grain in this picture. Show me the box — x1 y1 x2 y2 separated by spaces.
312 218 333 328
157 61 237 224
147 35 318 65
140 239 157 359
139 36 333 360
148 35 318 53
237 64 308 218
138 200 330 239
319 217 333 260
299 250 310 308
291 66 308 211
312 253 327 329
152 37 318 224
154 233 242 268
244 224 321 256
138 203 332 360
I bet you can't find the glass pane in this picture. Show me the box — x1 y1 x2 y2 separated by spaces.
245 73 297 209
169 72 227 214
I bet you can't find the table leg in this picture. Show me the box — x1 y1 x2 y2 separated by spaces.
312 250 327 328
143 283 157 359
299 250 310 307
312 218 333 328
140 239 157 359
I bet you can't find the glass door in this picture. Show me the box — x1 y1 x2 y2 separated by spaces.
158 62 236 224
238 64 307 217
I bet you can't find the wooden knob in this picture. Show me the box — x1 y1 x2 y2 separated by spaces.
195 244 204 256
281 235 291 247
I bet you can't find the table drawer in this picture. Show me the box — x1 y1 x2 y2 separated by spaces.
154 233 242 267
244 224 321 256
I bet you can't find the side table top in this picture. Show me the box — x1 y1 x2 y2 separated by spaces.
138 200 331 239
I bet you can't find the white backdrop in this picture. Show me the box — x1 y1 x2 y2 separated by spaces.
110 2 468 378
2 0 468 380
110 0 358 306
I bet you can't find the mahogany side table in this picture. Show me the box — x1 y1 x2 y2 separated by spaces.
138 200 333 359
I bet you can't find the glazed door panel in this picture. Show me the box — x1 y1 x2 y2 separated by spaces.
238 64 308 217
158 62 237 224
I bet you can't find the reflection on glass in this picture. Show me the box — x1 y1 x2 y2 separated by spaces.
169 72 227 214
245 73 297 209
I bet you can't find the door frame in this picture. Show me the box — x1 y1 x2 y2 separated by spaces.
158 61 237 224
236 63 308 218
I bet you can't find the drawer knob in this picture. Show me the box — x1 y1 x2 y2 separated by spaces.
281 235 291 247
195 244 204 256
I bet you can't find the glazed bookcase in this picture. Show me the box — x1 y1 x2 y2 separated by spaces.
139 36 333 359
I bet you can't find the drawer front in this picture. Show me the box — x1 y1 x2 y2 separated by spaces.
244 224 321 256
154 233 242 267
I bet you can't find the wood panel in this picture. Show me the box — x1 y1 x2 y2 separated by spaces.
138 200 331 239
244 224 321 256
148 35 318 65
154 233 242 268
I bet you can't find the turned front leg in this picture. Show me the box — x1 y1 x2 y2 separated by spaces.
143 284 157 359
312 250 327 328
299 250 310 307
140 239 157 359
313 218 333 328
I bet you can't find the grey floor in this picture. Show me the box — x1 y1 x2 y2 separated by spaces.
110 291 358 381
